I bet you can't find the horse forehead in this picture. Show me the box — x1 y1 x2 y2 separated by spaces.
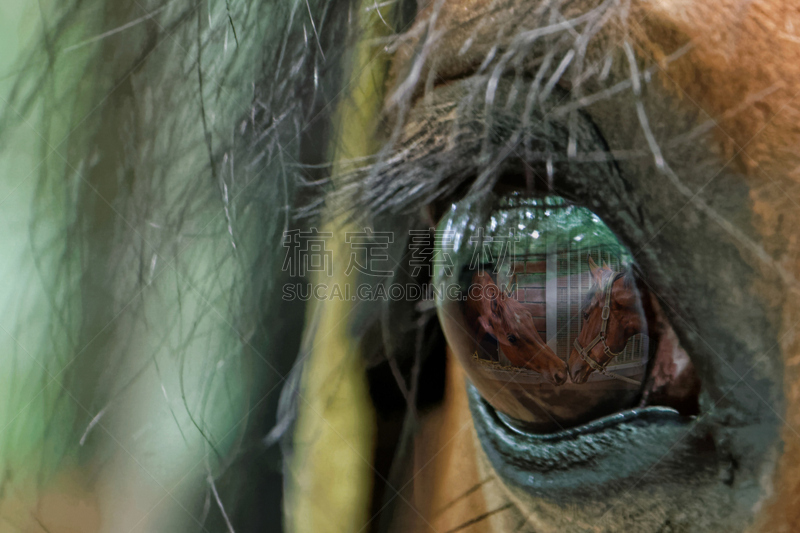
611 276 642 306
511 311 530 323
579 294 598 314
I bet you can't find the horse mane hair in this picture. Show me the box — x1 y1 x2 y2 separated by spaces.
1 0 364 529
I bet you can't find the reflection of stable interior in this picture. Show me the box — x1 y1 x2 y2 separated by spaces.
473 250 648 384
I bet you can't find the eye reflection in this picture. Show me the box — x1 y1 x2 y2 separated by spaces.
435 194 658 430
569 259 646 386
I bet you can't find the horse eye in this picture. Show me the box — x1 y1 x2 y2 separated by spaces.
434 193 700 432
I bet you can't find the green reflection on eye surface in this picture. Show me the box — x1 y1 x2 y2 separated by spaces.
477 194 632 262
436 193 632 267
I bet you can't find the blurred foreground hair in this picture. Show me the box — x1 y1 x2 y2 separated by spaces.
0 0 366 529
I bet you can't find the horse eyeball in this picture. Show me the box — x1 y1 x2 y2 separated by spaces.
434 193 698 432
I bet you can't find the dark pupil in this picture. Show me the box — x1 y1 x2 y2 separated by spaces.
507 334 518 344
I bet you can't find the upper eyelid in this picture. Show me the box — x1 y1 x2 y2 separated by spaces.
343 77 615 219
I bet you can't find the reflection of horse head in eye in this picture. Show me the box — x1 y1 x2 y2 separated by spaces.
471 272 568 385
568 256 647 384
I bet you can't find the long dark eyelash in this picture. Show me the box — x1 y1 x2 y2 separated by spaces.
328 2 709 236
334 76 618 221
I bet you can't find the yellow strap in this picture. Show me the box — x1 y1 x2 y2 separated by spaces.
287 3 395 532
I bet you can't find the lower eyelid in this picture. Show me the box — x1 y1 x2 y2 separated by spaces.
467 383 701 495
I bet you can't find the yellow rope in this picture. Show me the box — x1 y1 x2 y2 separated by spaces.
287 3 395 531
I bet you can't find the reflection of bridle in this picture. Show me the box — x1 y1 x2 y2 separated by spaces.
572 271 642 386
